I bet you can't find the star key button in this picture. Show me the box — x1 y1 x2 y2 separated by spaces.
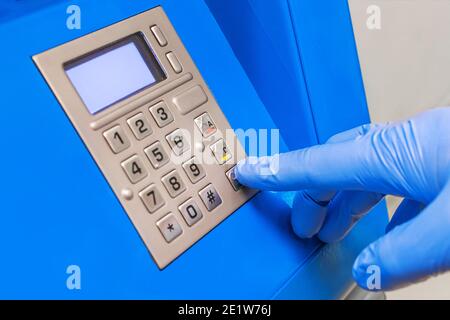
156 213 183 243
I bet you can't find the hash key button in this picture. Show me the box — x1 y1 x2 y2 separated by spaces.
157 213 182 243
199 184 222 212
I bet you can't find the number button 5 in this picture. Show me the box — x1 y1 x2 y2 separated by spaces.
127 113 152 140
103 125 130 154
150 101 174 128
121 155 148 184
144 141 169 169
139 184 165 213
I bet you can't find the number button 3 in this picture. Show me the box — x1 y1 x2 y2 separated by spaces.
127 113 152 140
161 170 186 198
103 125 130 154
144 141 169 169
150 101 174 128
121 155 148 184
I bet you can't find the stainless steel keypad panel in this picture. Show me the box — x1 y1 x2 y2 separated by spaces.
34 6 258 269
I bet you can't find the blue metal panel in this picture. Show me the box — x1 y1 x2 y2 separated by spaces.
0 0 331 299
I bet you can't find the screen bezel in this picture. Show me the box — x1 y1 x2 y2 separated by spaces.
64 32 167 114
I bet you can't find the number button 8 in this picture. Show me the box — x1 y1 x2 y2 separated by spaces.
162 170 186 198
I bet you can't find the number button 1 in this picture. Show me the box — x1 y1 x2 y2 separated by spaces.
139 184 165 213
161 170 186 198
127 113 152 140
103 125 130 154
149 101 174 128
121 155 148 184
144 141 169 169
182 157 206 184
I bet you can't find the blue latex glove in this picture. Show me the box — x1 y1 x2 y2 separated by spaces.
236 107 450 291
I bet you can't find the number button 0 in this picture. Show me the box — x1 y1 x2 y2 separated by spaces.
103 125 130 154
127 113 152 140
178 198 203 226
139 184 165 213
144 141 169 169
121 155 148 184
149 101 174 128
182 157 206 184
161 170 186 198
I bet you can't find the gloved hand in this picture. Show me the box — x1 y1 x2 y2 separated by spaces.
235 107 450 291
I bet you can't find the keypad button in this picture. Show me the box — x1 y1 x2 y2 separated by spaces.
127 113 152 140
144 141 170 169
199 184 223 211
226 167 242 191
194 112 217 137
166 52 182 74
149 101 174 128
161 170 187 198
150 25 168 47
178 198 203 226
172 85 208 115
157 213 182 243
103 125 130 154
121 155 148 184
139 184 165 213
166 129 191 156
210 139 233 165
182 157 206 184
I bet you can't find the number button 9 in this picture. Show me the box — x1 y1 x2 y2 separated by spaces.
182 157 206 184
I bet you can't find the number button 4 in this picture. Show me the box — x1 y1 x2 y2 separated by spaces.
103 125 130 154
139 184 165 213
161 170 186 198
182 157 206 184
144 141 169 169
149 101 174 128
127 113 152 140
121 155 148 184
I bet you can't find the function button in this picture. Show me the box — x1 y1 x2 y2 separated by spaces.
199 184 223 212
194 112 217 137
178 198 203 227
182 157 206 184
166 52 183 74
157 213 182 243
144 141 170 169
121 155 148 184
139 184 165 213
166 129 191 156
172 85 208 115
103 125 130 154
150 25 168 47
149 101 174 128
210 139 233 165
161 170 187 198
226 167 242 191
127 113 152 140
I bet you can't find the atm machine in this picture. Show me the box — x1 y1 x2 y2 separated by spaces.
0 0 387 299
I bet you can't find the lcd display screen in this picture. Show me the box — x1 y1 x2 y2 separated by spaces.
65 33 166 114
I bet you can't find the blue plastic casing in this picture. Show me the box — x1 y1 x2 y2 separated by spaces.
0 0 387 299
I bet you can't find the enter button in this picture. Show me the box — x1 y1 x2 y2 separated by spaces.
172 85 208 115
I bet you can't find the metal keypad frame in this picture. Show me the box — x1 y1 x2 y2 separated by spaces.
33 6 257 269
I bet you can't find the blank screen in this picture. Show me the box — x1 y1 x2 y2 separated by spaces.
65 34 165 114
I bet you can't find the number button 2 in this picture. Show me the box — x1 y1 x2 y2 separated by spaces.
150 101 174 128
139 184 165 213
182 157 206 184
103 125 130 154
121 155 148 184
127 113 152 140
161 170 186 198
144 141 169 169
